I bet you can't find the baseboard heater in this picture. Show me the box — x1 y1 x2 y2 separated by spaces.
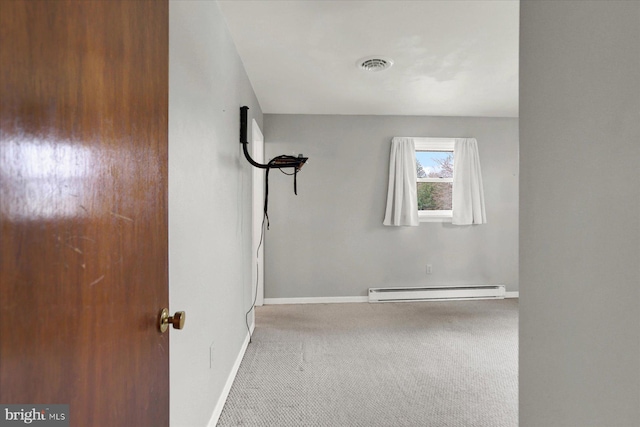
368 285 506 303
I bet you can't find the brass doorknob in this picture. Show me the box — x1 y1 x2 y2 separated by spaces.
159 308 186 333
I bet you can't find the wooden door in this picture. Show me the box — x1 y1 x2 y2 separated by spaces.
0 1 169 426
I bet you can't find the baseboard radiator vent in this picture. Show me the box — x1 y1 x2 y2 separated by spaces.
368 285 506 303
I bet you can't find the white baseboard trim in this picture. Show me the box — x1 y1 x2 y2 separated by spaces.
263 294 518 304
207 318 255 427
264 296 368 305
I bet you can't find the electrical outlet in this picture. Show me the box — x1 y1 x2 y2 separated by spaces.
426 264 433 274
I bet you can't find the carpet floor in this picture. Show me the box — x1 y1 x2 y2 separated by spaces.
218 299 518 427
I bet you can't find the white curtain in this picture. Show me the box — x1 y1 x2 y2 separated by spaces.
452 138 487 225
383 137 419 226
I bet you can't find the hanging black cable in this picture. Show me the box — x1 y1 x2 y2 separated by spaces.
264 164 271 229
245 211 267 343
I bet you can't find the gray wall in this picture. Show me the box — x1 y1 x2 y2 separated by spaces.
520 1 640 426
263 115 519 298
169 2 262 426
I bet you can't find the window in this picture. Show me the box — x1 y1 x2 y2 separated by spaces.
415 138 454 222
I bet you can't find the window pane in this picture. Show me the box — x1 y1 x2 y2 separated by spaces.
417 182 452 210
416 151 453 178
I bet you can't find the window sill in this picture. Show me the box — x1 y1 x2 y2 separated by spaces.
418 211 452 223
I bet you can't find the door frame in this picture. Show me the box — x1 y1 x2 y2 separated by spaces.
251 119 265 306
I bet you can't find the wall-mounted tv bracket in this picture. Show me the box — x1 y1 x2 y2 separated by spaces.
240 106 308 228
240 106 308 171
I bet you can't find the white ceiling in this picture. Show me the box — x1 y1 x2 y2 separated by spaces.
218 0 519 117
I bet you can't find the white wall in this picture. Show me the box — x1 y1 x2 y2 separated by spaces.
264 114 519 298
169 2 262 426
520 1 640 426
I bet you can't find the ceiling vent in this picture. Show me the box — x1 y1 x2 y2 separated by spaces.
357 56 394 72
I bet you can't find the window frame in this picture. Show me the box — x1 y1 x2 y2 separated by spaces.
414 138 455 223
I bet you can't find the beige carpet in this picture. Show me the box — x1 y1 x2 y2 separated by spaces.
218 300 518 426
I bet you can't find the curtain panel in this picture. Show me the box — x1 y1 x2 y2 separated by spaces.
383 137 419 226
452 138 487 225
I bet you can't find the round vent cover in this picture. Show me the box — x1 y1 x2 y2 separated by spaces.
357 56 394 72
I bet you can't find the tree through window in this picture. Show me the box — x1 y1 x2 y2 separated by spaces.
414 138 455 220
417 152 453 210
